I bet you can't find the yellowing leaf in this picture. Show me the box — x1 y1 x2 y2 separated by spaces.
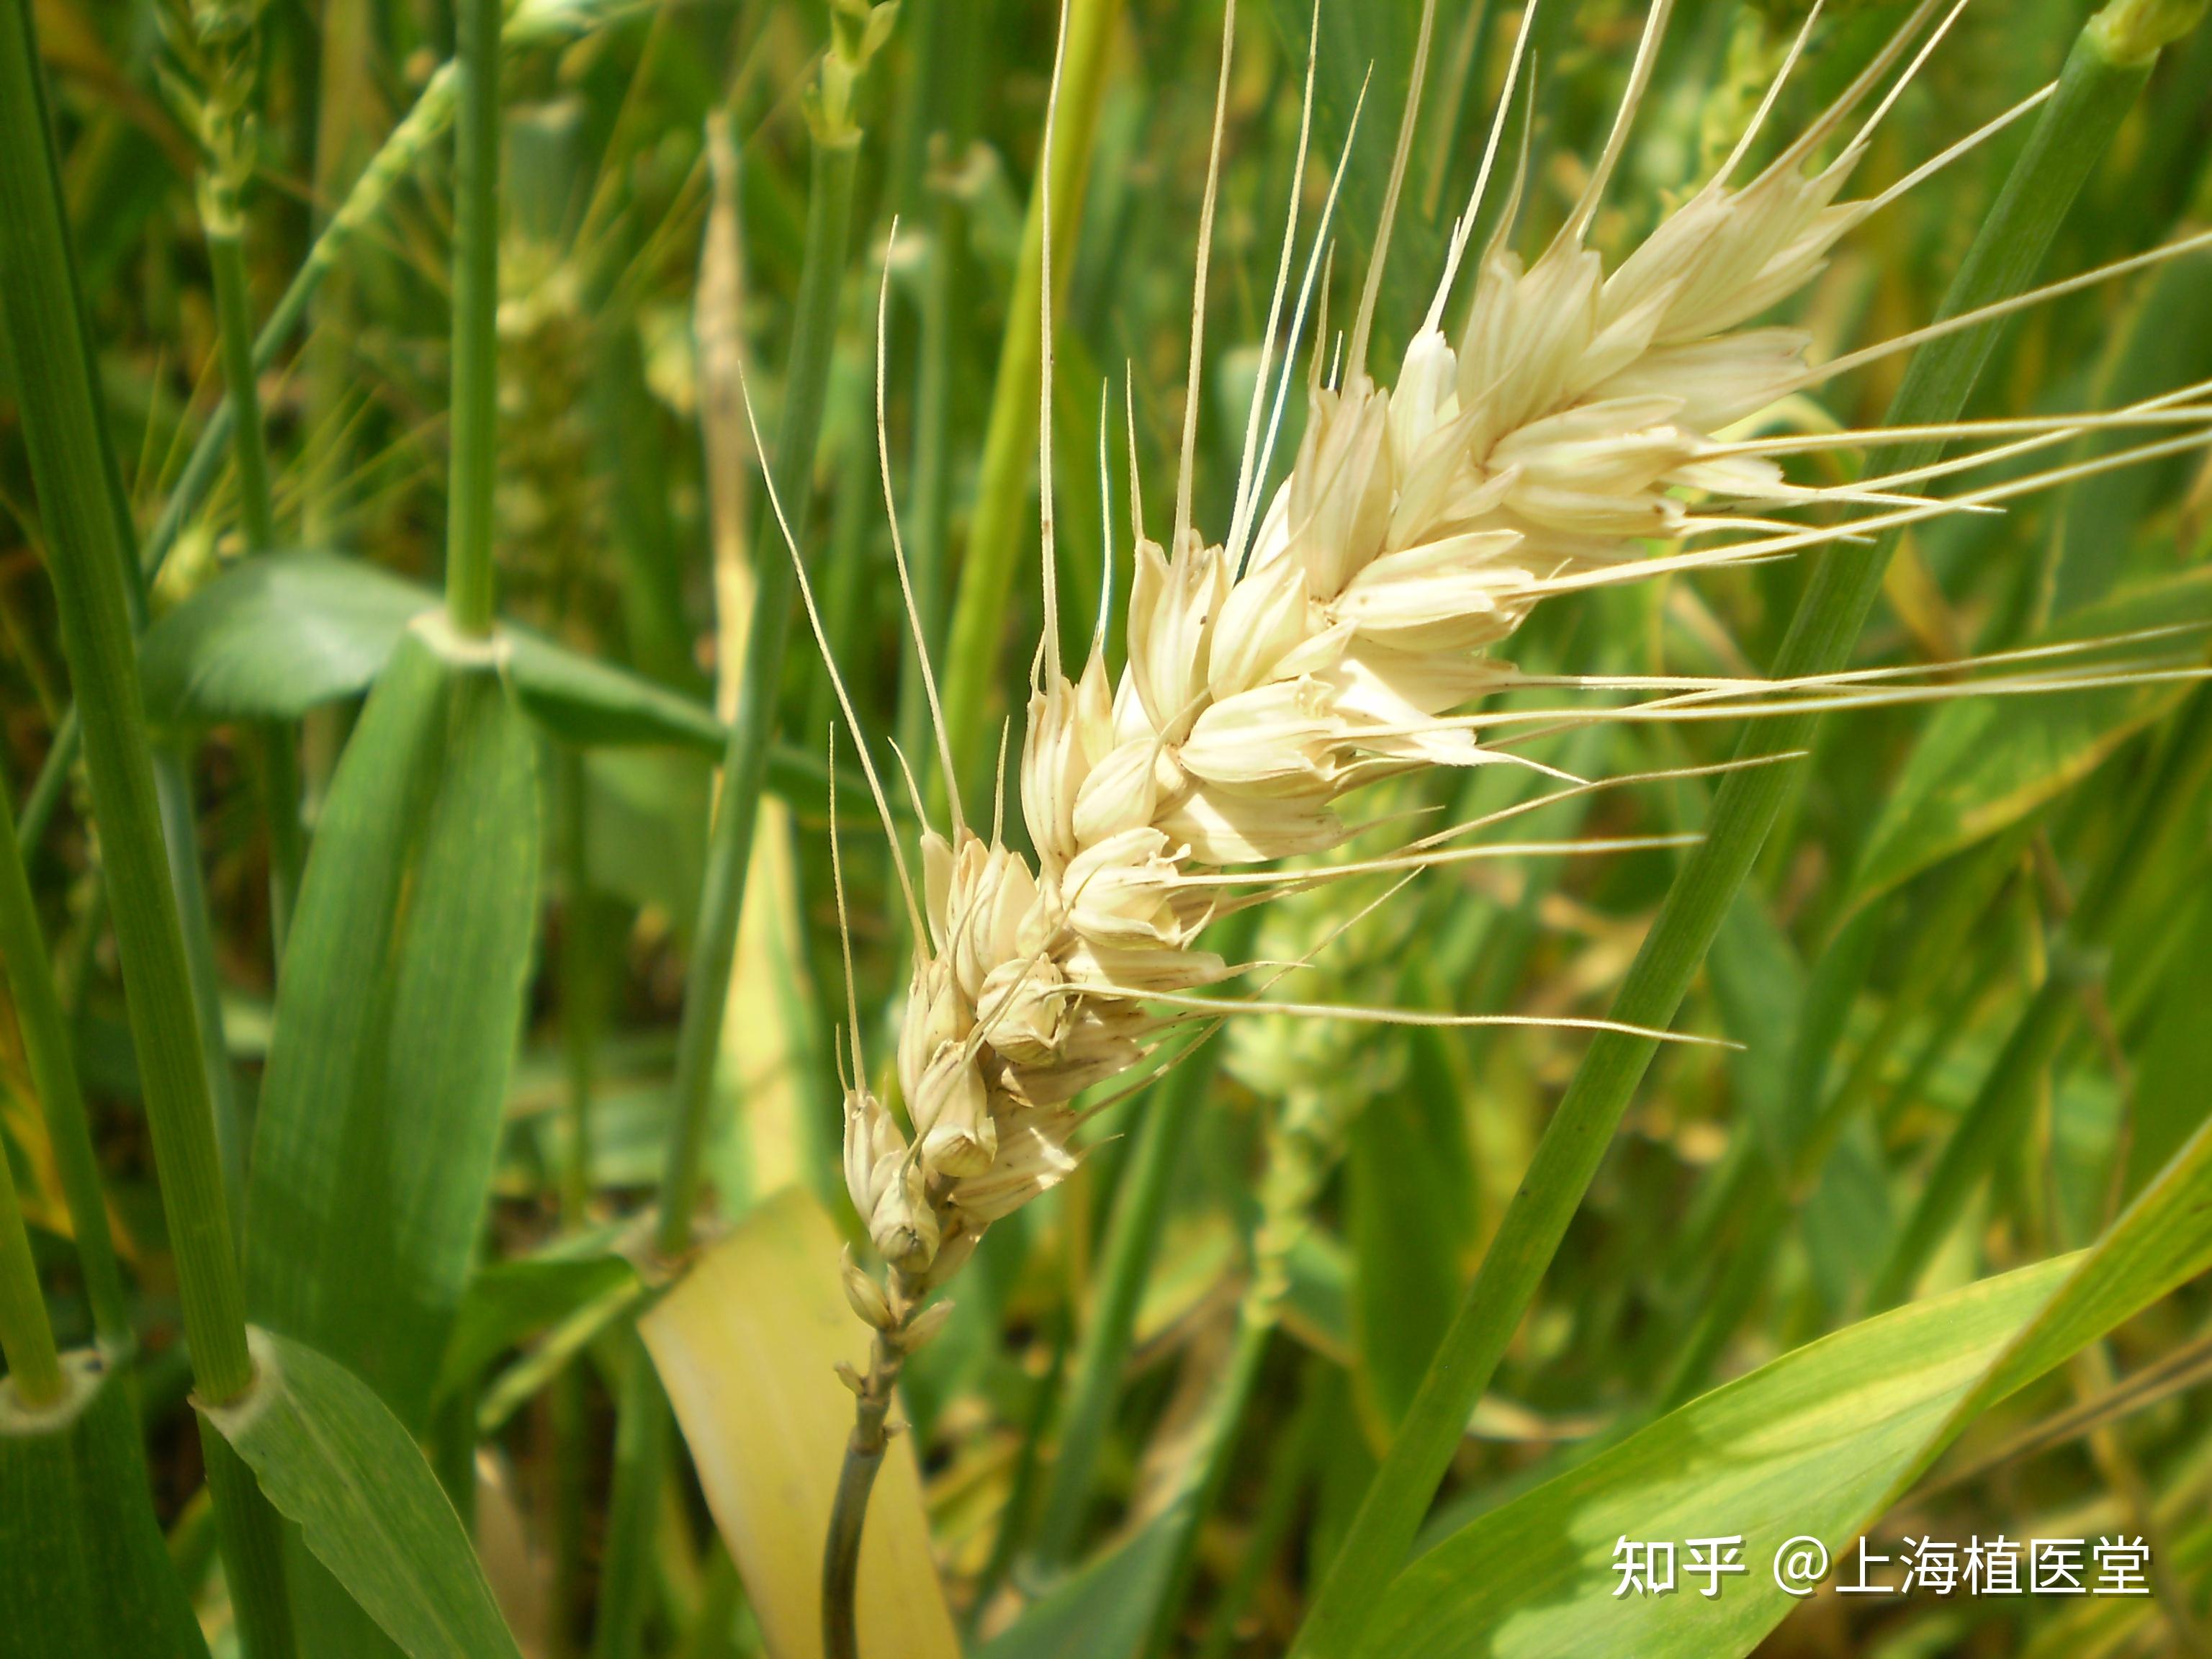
642 1189 958 1659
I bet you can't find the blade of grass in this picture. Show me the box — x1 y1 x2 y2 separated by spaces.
204 163 307 951
199 1329 526 1659
0 0 295 1650
243 630 544 1427
1285 9 2191 1653
933 0 1121 793
1364 1075 2212 1653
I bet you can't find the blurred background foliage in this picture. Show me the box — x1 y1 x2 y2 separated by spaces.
3 0 2211 1653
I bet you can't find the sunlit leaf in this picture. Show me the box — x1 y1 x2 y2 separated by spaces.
199 1328 523 1659
1359 1105 2212 1658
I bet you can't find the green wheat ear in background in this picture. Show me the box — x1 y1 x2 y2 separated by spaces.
2 1 2212 1658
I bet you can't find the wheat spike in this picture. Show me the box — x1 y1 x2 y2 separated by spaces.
789 0 2212 1302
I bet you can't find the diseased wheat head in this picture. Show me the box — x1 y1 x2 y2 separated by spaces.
730 11 2212 1568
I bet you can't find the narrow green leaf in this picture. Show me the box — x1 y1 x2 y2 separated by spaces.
433 1250 639 1404
979 1514 1184 1659
1361 1104 2212 1657
1845 567 2212 913
0 1351 210 1659
199 1328 525 1659
246 628 542 1429
1346 1077 1470 1439
138 552 727 755
1359 1259 2074 1659
2125 889 2212 1197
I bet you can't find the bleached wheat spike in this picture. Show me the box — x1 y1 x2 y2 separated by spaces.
817 0 2212 1310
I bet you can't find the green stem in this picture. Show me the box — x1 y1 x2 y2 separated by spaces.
0 0 294 1650
14 711 73 853
153 748 249 1218
552 750 598 1658
0 1108 65 1406
655 128 860 1260
822 1340 898 1659
557 750 601 1227
444 0 503 636
1193 1367 1321 1659
0 0 253 1414
933 0 1121 793
200 1424 299 1659
206 228 307 953
1287 20 2164 1658
1028 909 1257 1573
207 233 278 554
893 0 976 773
0 775 131 1348
590 1334 672 1659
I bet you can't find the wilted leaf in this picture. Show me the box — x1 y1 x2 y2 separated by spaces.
641 1188 958 1659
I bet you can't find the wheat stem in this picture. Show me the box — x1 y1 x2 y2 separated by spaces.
822 1310 912 1659
444 0 503 636
935 0 1121 798
0 0 295 1649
